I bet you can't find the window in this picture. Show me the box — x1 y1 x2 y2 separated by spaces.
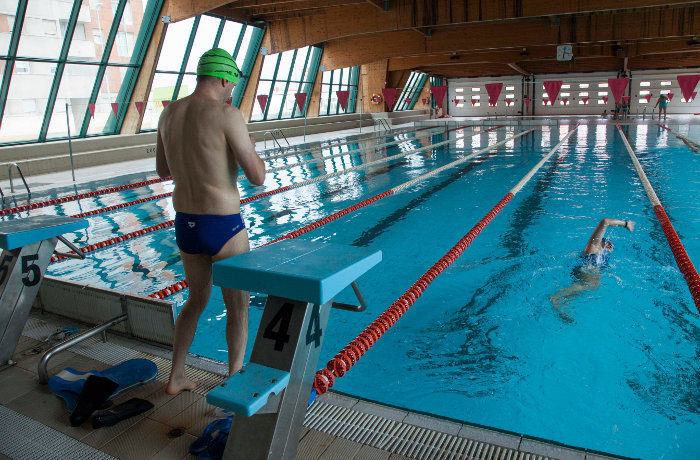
640 81 651 87
660 81 672 86
505 85 515 91
455 88 464 92
562 84 570 89
395 71 428 111
579 92 588 97
471 87 480 92
319 66 360 116
15 61 30 73
456 95 464 100
561 92 570 97
115 31 131 57
579 83 589 88
93 29 103 45
598 100 605 104
73 23 86 41
639 90 650 96
598 91 608 96
43 19 57 36
599 83 608 88
660 89 670 95
505 94 514 99
144 14 266 130
22 99 37 113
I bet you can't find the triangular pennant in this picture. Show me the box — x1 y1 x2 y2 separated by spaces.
582 97 589 104
256 95 268 112
381 88 397 110
135 101 145 116
543 81 563 103
524 97 531 107
602 96 609 104
645 94 652 103
622 96 630 104
691 91 698 102
430 86 448 108
484 83 503 106
225 97 232 105
88 104 95 118
471 99 478 106
676 75 700 101
562 98 569 105
336 90 350 110
607 78 629 104
405 97 411 104
667 93 674 101
110 102 119 117
294 93 307 112
161 100 171 108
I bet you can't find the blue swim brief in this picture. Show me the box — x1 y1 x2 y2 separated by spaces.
175 212 246 256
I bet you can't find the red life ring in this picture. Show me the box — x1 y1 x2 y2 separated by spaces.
370 93 383 104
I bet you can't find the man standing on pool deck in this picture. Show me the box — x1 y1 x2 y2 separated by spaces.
654 93 669 120
156 48 266 395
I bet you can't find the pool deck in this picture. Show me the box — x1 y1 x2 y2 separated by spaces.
0 311 631 460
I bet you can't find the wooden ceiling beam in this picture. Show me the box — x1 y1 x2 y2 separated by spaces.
260 1 699 54
320 7 700 70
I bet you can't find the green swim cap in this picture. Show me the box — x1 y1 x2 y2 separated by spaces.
197 48 240 84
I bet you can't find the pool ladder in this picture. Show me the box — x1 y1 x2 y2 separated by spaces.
0 162 30 200
263 129 290 151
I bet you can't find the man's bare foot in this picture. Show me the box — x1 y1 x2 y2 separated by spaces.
165 375 198 395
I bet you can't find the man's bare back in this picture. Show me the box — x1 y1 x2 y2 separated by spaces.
156 93 264 214
156 48 265 395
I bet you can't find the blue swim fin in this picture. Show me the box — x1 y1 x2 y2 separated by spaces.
48 358 158 411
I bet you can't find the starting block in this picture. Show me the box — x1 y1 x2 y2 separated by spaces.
0 215 88 366
208 239 381 460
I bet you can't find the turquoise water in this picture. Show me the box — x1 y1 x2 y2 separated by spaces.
12 123 700 459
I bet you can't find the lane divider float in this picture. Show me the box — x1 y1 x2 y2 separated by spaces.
313 124 576 394
617 124 700 311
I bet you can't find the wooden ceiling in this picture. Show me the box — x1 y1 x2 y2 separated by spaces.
168 0 700 77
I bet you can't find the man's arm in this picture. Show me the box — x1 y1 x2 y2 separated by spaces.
223 106 265 186
584 218 635 254
155 126 170 179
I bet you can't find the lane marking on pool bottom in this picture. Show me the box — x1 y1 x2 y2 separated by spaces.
314 124 577 395
616 124 700 312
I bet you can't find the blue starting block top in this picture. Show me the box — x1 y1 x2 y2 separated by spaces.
213 239 381 305
207 363 290 417
0 215 88 250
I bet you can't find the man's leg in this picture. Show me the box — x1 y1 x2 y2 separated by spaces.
166 252 213 395
213 229 251 375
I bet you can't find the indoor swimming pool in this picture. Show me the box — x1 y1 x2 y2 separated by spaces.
7 122 699 459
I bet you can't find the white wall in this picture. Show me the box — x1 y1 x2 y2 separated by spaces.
448 68 700 116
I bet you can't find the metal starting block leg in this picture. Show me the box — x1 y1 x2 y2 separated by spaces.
208 239 381 460
0 216 88 367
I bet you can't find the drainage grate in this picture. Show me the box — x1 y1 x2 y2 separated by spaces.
0 406 116 460
303 401 551 460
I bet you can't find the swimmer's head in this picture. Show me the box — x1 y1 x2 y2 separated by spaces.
601 237 614 251
197 48 240 85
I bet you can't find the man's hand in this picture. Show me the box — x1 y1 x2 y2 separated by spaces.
625 220 635 232
249 135 256 150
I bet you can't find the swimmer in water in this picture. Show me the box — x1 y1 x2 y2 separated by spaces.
550 218 635 322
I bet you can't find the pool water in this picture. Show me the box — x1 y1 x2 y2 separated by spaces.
14 123 700 459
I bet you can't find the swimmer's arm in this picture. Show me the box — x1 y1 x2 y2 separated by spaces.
223 107 265 186
155 127 170 178
584 218 635 253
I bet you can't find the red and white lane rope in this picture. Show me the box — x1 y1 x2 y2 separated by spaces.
617 124 700 312
313 124 577 395
0 176 171 217
149 126 531 300
658 124 700 152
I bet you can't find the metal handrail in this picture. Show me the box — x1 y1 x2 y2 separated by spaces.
272 129 290 146
8 162 30 196
263 131 283 150
38 314 127 384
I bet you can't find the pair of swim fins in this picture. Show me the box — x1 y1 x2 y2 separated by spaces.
68 375 154 427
